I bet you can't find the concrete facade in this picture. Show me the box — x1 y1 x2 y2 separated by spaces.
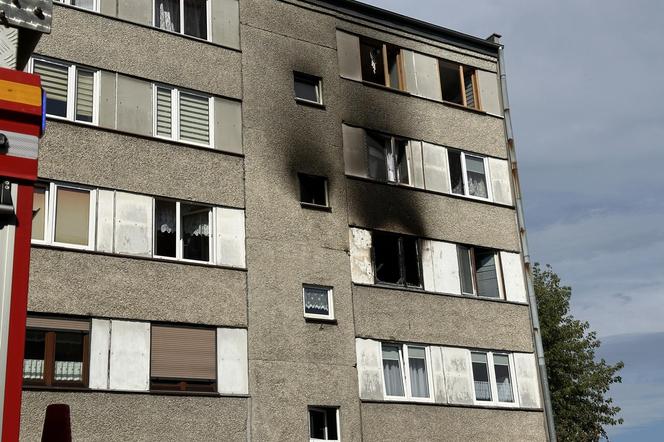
19 0 548 440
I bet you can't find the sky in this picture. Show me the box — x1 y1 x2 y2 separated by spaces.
362 1 664 440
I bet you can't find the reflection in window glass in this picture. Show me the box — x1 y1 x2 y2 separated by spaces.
382 344 405 397
294 73 322 104
494 354 514 402
54 187 90 246
156 0 180 33
155 200 177 258
32 187 46 241
466 155 488 198
472 352 491 401
408 346 429 398
34 60 68 118
184 0 208 40
181 204 210 261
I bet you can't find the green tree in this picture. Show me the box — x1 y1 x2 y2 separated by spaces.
533 264 624 441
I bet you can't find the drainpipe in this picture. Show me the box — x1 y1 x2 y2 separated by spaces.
490 34 557 442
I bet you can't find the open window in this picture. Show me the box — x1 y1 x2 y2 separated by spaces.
302 285 334 321
154 199 212 262
381 343 432 401
448 150 490 200
23 316 90 388
360 38 404 90
472 351 516 405
439 60 479 109
294 72 323 105
458 246 504 299
155 0 209 40
150 325 217 392
299 174 329 209
366 131 410 185
373 232 421 288
309 407 339 442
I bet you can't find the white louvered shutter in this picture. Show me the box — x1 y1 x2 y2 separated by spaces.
34 60 69 117
156 87 172 137
75 69 95 122
179 92 210 144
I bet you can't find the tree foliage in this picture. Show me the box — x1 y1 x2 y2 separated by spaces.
533 264 624 441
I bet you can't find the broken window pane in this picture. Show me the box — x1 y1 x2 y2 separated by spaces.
155 200 177 258
184 0 207 40
475 249 500 298
394 139 410 185
373 233 401 284
466 155 488 198
360 40 385 85
54 187 90 246
403 237 421 287
439 61 463 105
156 0 180 33
299 174 328 207
448 150 464 195
181 203 210 261
472 352 491 401
457 245 474 294
367 132 389 182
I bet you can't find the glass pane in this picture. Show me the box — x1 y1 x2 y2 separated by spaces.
494 355 514 402
184 0 207 39
71 0 95 9
457 246 474 294
304 287 330 317
463 68 477 109
382 344 404 396
325 409 338 440
75 69 94 123
155 200 177 258
439 61 463 105
366 132 388 182
373 233 401 284
156 0 180 32
299 175 328 206
466 156 488 198
294 75 320 103
54 187 90 246
54 332 85 382
181 204 210 261
23 330 45 380
448 150 464 195
475 250 500 298
156 87 173 137
309 409 326 439
34 60 68 118
403 237 421 287
472 352 491 401
408 347 429 398
386 45 402 89
360 40 385 85
179 93 210 145
32 187 46 241
394 139 409 185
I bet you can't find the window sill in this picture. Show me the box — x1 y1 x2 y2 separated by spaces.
352 282 529 307
304 317 338 325
23 385 250 399
360 398 541 412
345 174 515 210
300 202 332 212
295 98 326 110
31 243 248 273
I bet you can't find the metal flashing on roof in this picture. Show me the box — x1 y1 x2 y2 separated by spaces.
287 0 501 56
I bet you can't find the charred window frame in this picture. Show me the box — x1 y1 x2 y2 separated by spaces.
372 232 422 288
366 131 410 185
360 37 405 90
457 245 505 299
439 60 480 109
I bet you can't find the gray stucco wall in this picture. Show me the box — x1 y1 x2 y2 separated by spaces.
37 5 242 99
20 392 248 442
29 248 247 327
353 285 534 352
361 403 546 442
38 122 245 208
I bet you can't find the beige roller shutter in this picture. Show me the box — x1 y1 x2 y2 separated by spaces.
156 87 173 138
75 69 95 122
33 59 68 107
179 93 210 145
151 325 216 380
26 316 90 332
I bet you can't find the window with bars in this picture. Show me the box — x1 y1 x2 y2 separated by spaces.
32 58 98 124
439 60 479 109
457 245 504 299
23 316 90 388
471 352 516 405
154 85 212 146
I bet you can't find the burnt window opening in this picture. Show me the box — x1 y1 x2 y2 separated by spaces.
294 72 323 105
299 174 329 208
457 245 502 298
366 131 410 185
373 232 421 288
439 60 478 109
360 38 404 90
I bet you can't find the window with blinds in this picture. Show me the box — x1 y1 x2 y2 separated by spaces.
34 59 69 118
154 86 211 146
179 92 210 145
76 69 95 123
150 325 216 392
156 87 173 137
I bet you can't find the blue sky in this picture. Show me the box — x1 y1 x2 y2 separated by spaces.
363 1 664 440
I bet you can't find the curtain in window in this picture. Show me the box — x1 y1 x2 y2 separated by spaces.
382 345 405 396
54 187 90 246
54 361 83 381
155 202 176 234
23 359 44 380
76 69 94 122
466 156 488 198
304 288 329 315
472 353 491 401
181 204 210 261
156 87 173 137
494 355 514 402
157 0 180 32
179 93 209 145
34 60 68 118
408 347 429 398
184 0 207 40
181 207 210 236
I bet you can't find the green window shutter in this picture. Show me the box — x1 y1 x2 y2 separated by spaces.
156 87 172 137
76 69 95 123
179 93 209 144
34 60 69 117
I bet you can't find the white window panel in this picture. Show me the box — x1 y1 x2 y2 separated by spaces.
302 285 334 321
153 84 214 148
154 0 211 41
470 351 519 407
380 343 434 402
55 0 99 12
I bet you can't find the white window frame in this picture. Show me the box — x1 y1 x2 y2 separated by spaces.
308 407 340 442
152 199 215 264
294 72 324 106
380 343 434 403
152 0 212 41
458 152 492 201
29 57 100 126
55 0 100 12
152 84 214 148
302 285 334 321
35 182 97 251
458 246 506 300
470 351 519 408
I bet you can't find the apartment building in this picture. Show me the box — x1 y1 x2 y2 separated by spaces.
18 0 551 440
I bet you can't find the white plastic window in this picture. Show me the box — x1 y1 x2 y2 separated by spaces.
153 85 213 147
